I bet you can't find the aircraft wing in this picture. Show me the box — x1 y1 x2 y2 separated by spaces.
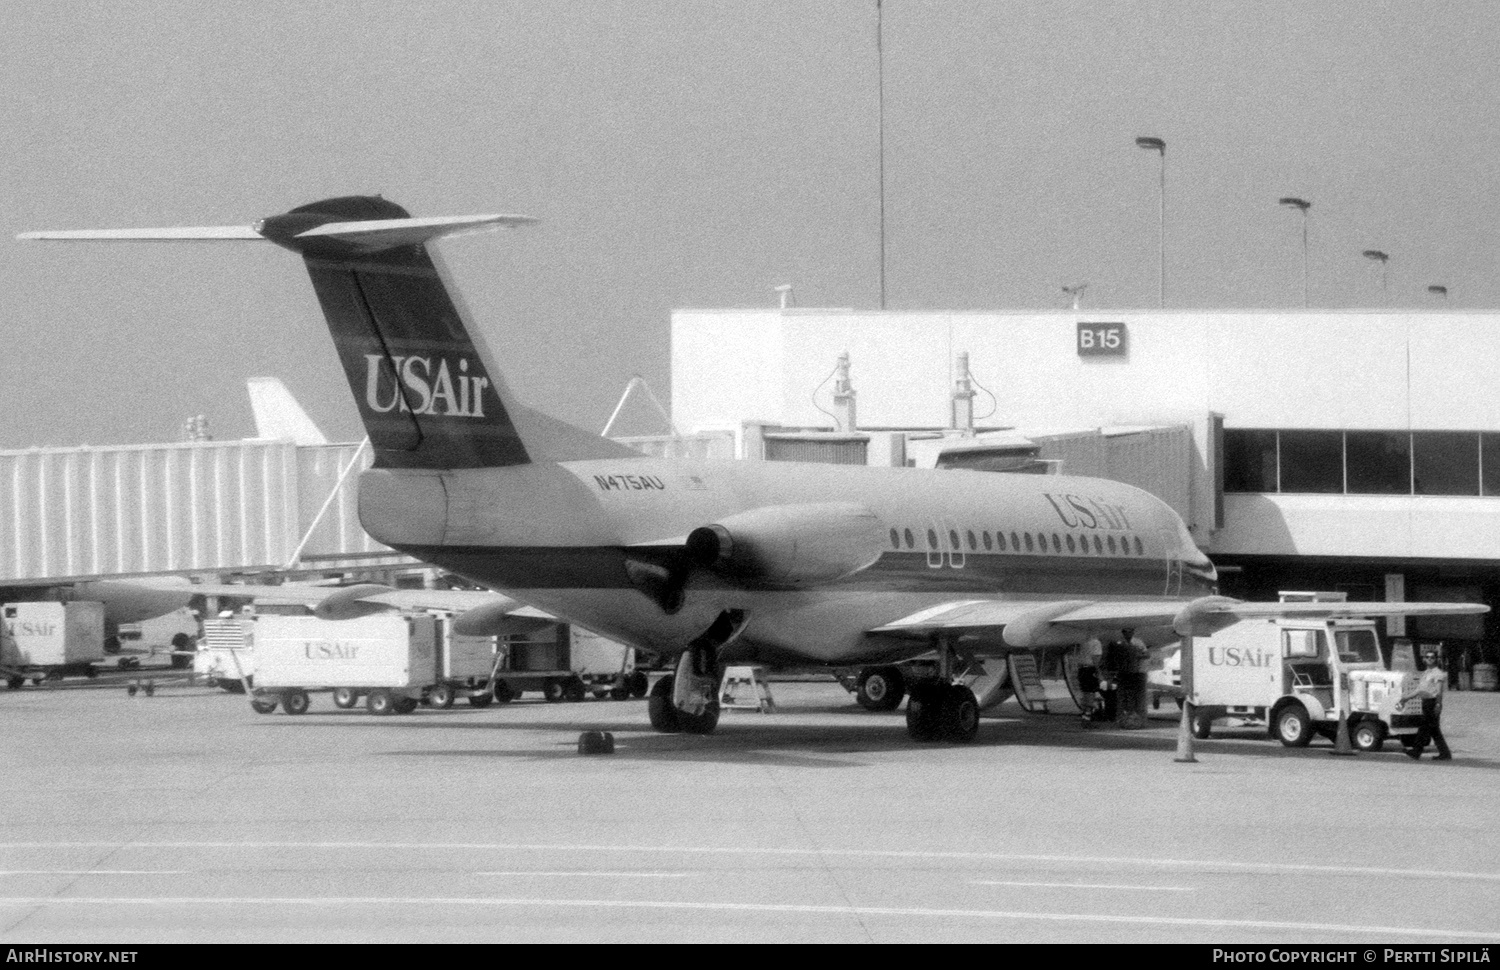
870 596 1489 649
125 579 554 632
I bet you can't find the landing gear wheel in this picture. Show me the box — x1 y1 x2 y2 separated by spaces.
6 676 22 690
564 678 587 702
647 674 682 733
940 685 980 743
366 689 396 716
629 670 650 698
250 696 278 715
609 683 631 700
126 684 138 697
467 691 493 708
1275 704 1314 747
492 680 515 704
333 687 359 709
282 689 311 715
543 680 566 703
428 685 455 709
393 696 419 714
1353 719 1386 752
677 700 720 735
1192 712 1214 740
905 683 946 742
856 665 906 711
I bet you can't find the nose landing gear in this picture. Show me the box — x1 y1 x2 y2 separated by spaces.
646 610 747 736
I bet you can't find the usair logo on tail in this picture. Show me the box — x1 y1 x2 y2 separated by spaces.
364 354 492 418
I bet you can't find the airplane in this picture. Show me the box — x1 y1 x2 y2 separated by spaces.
21 195 1488 742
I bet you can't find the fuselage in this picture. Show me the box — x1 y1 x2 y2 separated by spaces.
359 457 1217 666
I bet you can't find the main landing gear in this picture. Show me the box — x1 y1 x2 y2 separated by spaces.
903 634 980 744
647 610 746 736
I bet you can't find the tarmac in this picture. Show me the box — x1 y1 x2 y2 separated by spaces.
2 666 1499 944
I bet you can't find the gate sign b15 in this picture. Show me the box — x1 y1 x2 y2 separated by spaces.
1077 322 1127 357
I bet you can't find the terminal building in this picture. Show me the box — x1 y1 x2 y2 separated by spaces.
664 307 1500 678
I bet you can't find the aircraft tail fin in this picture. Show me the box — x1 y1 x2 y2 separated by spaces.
24 196 641 470
247 377 328 446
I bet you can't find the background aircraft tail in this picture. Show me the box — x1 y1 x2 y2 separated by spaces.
255 195 637 470
247 376 328 445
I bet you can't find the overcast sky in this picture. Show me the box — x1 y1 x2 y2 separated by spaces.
5 0 1498 448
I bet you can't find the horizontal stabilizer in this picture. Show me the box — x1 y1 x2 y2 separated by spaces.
292 214 536 252
18 225 264 242
18 212 536 254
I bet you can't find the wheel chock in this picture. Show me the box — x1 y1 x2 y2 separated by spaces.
577 730 616 755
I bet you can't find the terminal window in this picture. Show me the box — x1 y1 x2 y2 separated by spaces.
1345 431 1410 494
1278 431 1343 493
1225 428 1498 497
1413 432 1479 496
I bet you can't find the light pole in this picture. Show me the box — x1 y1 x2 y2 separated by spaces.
1136 136 1166 308
876 0 886 311
1279 197 1312 307
1362 250 1390 304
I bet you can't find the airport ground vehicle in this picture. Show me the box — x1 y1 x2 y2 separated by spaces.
116 607 200 670
1 601 106 688
838 662 936 711
1188 616 1422 750
493 624 646 702
247 613 441 715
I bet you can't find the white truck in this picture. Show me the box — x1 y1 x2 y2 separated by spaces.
1189 616 1422 751
1 601 106 688
246 613 442 716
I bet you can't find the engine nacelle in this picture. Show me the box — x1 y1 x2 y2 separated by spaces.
685 502 886 587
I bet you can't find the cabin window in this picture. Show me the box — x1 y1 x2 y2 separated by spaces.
903 528 915 548
1050 534 1061 553
1024 533 1034 552
1093 535 1103 554
1107 535 1117 554
1065 534 1076 553
1134 536 1145 556
949 529 961 549
966 530 977 551
927 529 939 549
889 528 900 548
1009 532 1020 550
982 531 993 551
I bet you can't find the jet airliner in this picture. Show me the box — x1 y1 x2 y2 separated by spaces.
21 196 1487 743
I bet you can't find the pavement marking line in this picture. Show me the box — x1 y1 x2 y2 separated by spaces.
3 842 1496 886
0 895 1495 941
475 872 690 878
0 875 186 881
971 880 1194 892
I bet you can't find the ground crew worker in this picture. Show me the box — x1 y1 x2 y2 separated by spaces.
1401 646 1452 761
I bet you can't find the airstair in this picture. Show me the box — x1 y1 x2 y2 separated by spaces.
1005 652 1085 715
